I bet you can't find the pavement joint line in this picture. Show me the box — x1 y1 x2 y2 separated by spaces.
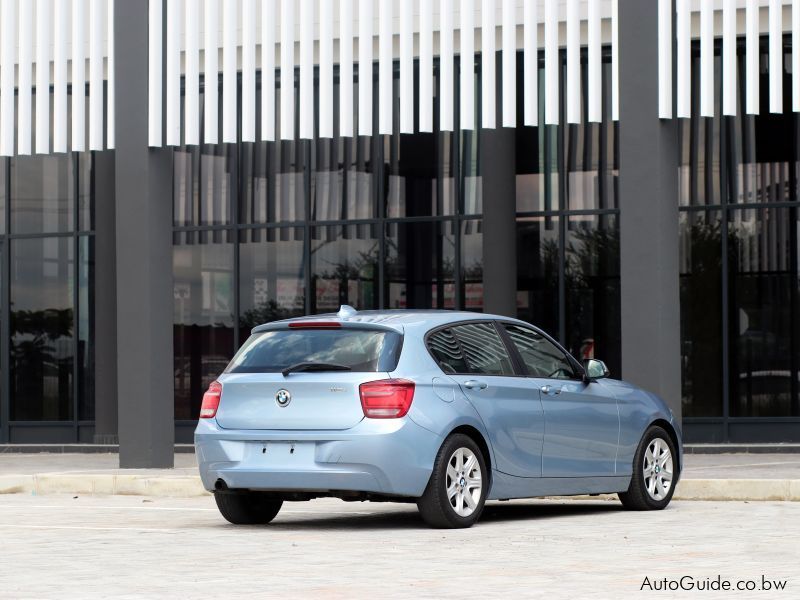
685 461 800 470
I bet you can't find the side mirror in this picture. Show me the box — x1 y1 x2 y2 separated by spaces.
583 359 610 381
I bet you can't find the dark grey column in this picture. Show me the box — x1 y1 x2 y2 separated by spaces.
114 0 174 467
618 0 682 418
93 150 118 444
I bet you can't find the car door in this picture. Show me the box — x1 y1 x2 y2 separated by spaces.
501 324 620 478
430 322 545 478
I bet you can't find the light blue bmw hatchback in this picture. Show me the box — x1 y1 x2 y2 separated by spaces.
195 307 682 528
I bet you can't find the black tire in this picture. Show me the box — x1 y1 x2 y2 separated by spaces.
619 425 678 511
214 491 283 525
417 433 488 529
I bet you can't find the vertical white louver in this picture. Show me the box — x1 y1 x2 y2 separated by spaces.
700 0 713 117
166 0 181 146
185 0 200 146
566 0 580 124
358 0 374 136
299 0 314 139
419 0 433 132
439 0 454 132
339 0 354 137
746 0 759 115
204 0 219 144
378 0 393 135
587 0 601 123
795 0 800 112
242 0 256 142
657 0 672 119
149 0 163 147
769 0 782 114
723 0 737 117
319 0 334 138
18 0 33 155
280 0 295 140
523 0 537 127
481 0 496 129
676 0 690 119
107 0 115 149
501 0 516 127
461 0 475 130
399 0 414 134
223 0 237 143
90 0 105 150
36 0 52 153
53 0 67 153
263 0 276 141
0 0 15 156
544 0 558 125
611 0 619 121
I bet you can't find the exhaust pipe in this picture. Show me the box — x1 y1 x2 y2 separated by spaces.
214 479 228 492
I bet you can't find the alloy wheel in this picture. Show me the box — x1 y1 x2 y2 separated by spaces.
643 437 673 501
446 447 482 517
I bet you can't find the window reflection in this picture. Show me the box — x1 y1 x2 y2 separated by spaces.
516 217 560 338
11 154 75 234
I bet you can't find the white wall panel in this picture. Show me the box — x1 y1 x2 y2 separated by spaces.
676 0 690 119
657 0 672 119
566 0 580 124
242 0 256 142
166 0 181 146
53 0 67 152
37 0 52 153
263 0 276 140
723 0 737 116
379 0 393 135
19 0 33 154
339 0 354 136
588 0 601 122
544 0 558 125
769 0 782 113
148 0 162 146
300 0 314 139
204 0 219 143
523 0 537 127
419 0 433 132
700 0 713 117
501 0 515 127
461 0 475 130
280 0 295 140
399 0 414 133
223 0 237 142
439 0 454 131
107 0 115 148
358 0 373 136
71 0 85 154
0 0 16 156
185 0 200 145
746 0 759 115
320 0 334 138
481 0 496 128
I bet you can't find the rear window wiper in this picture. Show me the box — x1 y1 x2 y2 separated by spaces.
281 362 353 377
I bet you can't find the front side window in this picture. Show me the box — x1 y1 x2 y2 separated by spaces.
504 324 575 380
451 323 515 376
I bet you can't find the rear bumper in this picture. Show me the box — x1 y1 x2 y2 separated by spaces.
194 417 442 498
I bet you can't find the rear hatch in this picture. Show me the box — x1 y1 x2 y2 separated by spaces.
215 323 403 430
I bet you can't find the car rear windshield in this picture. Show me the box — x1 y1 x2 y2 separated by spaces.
225 328 403 374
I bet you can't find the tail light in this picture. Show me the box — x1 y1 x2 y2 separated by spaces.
359 379 415 418
200 381 222 418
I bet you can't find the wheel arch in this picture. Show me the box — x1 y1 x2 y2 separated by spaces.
647 418 682 474
448 424 493 487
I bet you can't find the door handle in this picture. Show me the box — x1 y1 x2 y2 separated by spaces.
464 380 488 390
541 385 562 395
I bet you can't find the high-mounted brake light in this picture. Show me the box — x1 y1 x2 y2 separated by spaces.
288 321 342 329
200 381 222 418
359 379 415 419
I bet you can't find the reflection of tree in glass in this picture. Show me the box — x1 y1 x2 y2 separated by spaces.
239 299 293 330
10 308 74 368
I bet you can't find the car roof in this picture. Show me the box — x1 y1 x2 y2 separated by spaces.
251 308 533 335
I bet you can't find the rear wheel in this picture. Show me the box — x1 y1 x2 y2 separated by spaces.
214 491 283 525
417 434 488 528
619 426 678 511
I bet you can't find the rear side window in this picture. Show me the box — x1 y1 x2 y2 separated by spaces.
226 329 402 373
451 322 515 376
427 328 469 374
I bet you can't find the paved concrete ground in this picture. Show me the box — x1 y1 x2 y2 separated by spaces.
0 495 796 599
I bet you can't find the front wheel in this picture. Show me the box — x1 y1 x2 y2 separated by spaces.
214 491 283 525
619 426 678 511
417 434 488 528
